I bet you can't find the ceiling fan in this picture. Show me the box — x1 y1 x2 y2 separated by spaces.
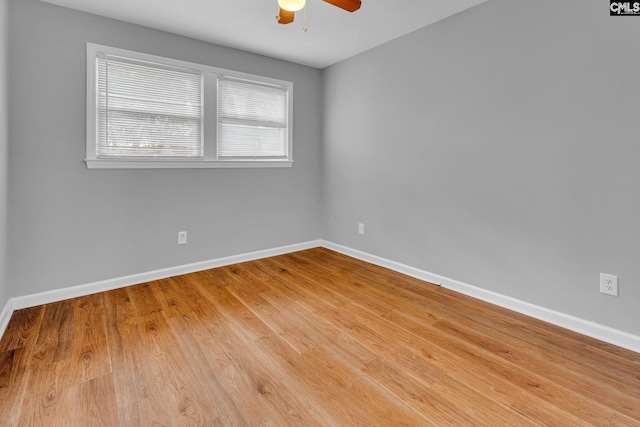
276 0 361 25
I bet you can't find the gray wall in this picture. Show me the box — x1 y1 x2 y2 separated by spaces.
0 0 8 309
323 0 640 335
7 0 322 297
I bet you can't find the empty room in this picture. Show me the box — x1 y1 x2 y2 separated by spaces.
1 0 639 425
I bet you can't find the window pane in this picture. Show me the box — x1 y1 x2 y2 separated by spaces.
97 58 203 158
218 123 288 158
218 77 289 158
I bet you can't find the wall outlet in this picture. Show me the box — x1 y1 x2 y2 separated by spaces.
178 231 187 245
358 223 365 235
600 273 618 296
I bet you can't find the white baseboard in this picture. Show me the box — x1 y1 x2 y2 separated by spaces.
2 238 639 355
320 240 640 354
4 239 321 319
0 298 13 341
10 240 322 311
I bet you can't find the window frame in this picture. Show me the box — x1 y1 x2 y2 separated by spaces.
86 43 294 169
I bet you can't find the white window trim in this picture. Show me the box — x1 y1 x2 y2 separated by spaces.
86 43 293 169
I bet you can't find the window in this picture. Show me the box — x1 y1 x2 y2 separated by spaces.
96 56 203 159
86 43 293 169
217 77 289 159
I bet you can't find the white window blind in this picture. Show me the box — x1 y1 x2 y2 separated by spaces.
97 56 203 158
217 77 289 159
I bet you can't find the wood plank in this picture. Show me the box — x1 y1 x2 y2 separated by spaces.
191 269 344 426
19 300 76 426
154 276 250 426
0 348 31 425
211 277 428 426
0 305 44 352
0 305 44 424
126 282 221 426
240 261 378 366
31 300 75 367
67 294 112 386
235 264 427 425
103 287 173 426
18 358 74 426
66 374 119 427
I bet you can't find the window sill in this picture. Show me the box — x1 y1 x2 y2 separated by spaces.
85 159 294 170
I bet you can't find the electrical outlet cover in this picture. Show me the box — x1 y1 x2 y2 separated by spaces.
600 273 618 296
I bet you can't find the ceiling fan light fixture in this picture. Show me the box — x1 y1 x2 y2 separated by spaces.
278 0 306 12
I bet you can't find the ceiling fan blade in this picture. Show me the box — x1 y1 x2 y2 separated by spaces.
277 8 295 24
323 0 361 12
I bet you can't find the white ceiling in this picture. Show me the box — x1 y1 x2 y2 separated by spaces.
40 0 488 69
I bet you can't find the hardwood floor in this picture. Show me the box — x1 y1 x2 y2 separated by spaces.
1 247 639 426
